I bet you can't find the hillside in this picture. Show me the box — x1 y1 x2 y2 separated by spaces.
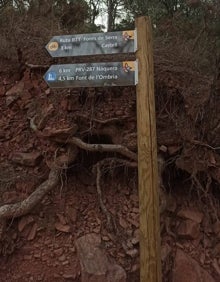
0 1 220 281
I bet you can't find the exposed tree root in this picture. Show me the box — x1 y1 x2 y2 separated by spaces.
76 113 124 125
95 162 116 232
0 168 60 219
30 116 137 161
0 116 138 240
94 158 137 233
63 137 137 161
0 146 78 221
0 125 136 222
25 62 49 69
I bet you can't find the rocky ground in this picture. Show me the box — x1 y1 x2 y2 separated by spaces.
0 59 220 282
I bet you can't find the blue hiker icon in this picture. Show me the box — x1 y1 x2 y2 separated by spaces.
46 72 57 81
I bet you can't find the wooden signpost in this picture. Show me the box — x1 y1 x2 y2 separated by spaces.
136 17 162 282
44 16 161 282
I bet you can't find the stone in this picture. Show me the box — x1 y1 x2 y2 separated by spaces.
27 223 38 241
119 217 129 229
127 217 139 228
5 81 24 106
56 213 67 225
63 273 76 279
61 99 68 111
159 145 168 152
11 151 42 167
115 110 123 116
45 89 50 95
54 248 64 256
132 207 139 214
24 255 33 260
172 249 215 282
177 219 200 240
167 145 182 155
130 194 139 203
131 264 139 273
58 255 66 262
131 237 139 245
54 222 71 233
126 248 138 258
76 233 126 282
34 252 41 259
18 215 34 232
69 247 76 253
65 206 77 223
107 264 127 282
177 208 204 223
133 228 139 236
102 235 110 242
93 226 101 233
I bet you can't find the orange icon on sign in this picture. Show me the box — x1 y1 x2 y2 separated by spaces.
122 30 134 41
48 42 59 51
123 61 135 72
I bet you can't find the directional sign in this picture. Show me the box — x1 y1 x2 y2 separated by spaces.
46 30 136 57
44 61 138 88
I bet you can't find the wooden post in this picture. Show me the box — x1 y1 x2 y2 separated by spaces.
135 17 162 282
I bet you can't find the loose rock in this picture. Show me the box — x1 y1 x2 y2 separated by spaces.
11 152 42 167
177 208 204 223
27 223 38 241
76 233 126 282
54 222 71 233
177 219 200 240
18 216 34 232
172 249 215 282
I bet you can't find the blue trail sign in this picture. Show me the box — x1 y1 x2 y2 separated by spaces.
44 61 138 88
46 30 136 57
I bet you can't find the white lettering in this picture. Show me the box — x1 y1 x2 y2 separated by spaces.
60 38 71 43
83 36 97 41
96 74 118 80
66 76 75 80
71 37 81 42
61 45 72 51
75 67 85 72
105 35 117 40
96 66 118 72
101 43 117 48
58 76 66 81
59 68 71 73
75 75 87 81
88 75 95 80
